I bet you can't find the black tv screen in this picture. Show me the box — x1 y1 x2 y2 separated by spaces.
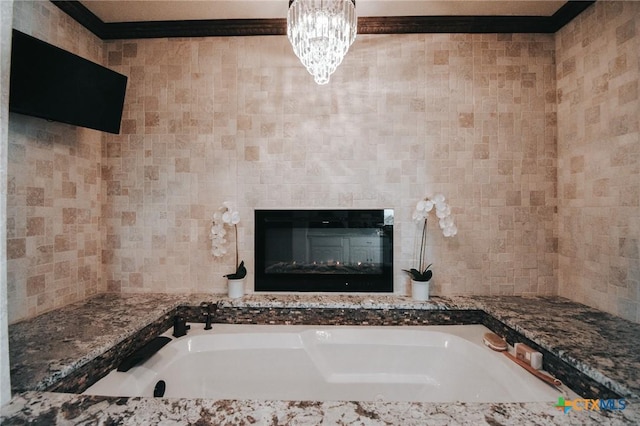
255 209 394 292
9 29 127 134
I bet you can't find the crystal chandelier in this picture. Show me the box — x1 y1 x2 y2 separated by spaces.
287 0 357 85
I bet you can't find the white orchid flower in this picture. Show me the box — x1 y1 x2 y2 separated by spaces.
210 202 242 258
230 211 240 224
412 194 457 238
416 199 434 213
436 205 451 218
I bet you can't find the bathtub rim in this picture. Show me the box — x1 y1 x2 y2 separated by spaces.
35 302 627 401
83 323 573 403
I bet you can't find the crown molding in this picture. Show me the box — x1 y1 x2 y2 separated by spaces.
52 0 595 40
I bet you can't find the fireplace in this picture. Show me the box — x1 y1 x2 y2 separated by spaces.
255 209 394 292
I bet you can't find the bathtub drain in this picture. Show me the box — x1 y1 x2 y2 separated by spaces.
153 380 166 397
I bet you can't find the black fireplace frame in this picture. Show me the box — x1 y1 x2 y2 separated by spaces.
254 209 394 293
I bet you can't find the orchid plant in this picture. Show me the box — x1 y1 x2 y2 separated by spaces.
404 193 457 282
210 202 246 279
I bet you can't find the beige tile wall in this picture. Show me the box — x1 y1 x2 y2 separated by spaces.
556 1 640 323
6 1 105 323
103 33 558 297
14 2 637 325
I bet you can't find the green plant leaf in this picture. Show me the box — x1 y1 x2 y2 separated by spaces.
403 267 432 282
224 260 247 279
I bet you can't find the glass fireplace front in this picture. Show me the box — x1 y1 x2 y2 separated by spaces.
255 209 393 292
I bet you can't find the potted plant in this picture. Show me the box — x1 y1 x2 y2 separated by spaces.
404 193 457 300
211 202 246 298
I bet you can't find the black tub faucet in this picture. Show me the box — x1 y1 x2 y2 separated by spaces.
201 302 217 330
172 315 190 337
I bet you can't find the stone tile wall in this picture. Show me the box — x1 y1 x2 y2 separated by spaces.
102 33 558 297
10 1 637 326
556 1 640 323
6 1 105 323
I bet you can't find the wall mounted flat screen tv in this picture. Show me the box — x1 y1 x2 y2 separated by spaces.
9 29 128 134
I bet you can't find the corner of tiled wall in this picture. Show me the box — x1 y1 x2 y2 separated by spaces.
6 1 105 323
556 1 640 323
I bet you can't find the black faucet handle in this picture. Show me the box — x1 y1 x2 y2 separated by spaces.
172 315 190 337
203 303 213 330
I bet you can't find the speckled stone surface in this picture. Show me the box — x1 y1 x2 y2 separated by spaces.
3 293 640 425
8 293 196 392
463 296 640 399
1 392 638 425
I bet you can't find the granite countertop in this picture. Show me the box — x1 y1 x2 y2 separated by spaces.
2 391 637 425
2 293 640 425
6 293 197 392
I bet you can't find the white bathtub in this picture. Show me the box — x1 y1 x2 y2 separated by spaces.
84 324 568 403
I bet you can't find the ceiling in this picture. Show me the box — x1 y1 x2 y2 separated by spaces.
53 1 596 39
79 1 568 23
